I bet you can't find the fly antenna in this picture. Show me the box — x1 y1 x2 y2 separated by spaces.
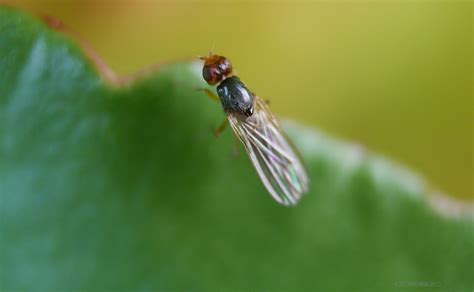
209 42 216 56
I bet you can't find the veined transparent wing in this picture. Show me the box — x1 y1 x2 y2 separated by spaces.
228 97 310 206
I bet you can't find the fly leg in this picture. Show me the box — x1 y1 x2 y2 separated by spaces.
198 88 227 137
214 120 241 157
213 118 228 138
197 88 220 102
251 91 269 105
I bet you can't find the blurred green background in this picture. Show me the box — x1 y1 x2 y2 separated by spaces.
11 0 473 200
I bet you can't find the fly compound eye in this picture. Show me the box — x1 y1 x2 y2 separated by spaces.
203 66 219 85
202 66 212 82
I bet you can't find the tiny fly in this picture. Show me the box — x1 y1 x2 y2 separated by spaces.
201 54 310 206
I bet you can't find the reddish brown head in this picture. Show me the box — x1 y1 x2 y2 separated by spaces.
201 54 233 86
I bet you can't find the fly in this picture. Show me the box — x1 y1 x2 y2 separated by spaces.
200 54 310 206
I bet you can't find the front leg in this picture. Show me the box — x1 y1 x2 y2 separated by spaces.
198 88 220 102
213 118 228 138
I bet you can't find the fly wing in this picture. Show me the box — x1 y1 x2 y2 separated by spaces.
228 97 310 206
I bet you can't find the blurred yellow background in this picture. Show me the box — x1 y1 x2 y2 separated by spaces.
10 0 473 200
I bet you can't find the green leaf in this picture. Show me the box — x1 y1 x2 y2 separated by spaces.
1 7 472 291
